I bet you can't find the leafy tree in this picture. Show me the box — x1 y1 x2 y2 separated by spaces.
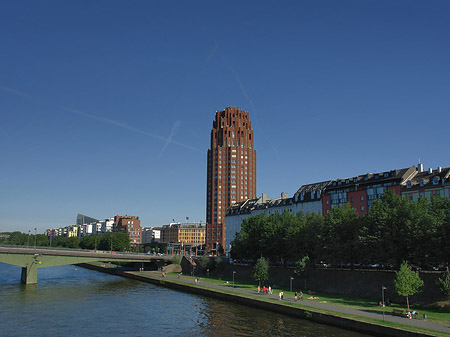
216 257 227 277
394 261 424 311
294 255 312 290
217 243 224 256
199 255 215 271
321 204 361 269
171 255 182 265
98 233 130 252
365 191 417 268
253 257 269 287
430 197 450 264
8 232 28 245
437 267 450 317
64 236 80 249
301 212 324 264
80 234 101 250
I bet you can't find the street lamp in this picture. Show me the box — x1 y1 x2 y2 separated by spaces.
34 228 37 249
290 277 294 293
27 230 30 246
233 271 236 287
382 286 387 321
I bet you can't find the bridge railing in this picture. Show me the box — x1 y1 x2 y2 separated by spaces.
0 244 159 257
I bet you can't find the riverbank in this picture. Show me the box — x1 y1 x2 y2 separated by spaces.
80 263 448 337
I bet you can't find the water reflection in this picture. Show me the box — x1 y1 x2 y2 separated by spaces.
0 264 368 337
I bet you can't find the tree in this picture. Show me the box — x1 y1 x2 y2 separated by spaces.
394 261 424 311
171 255 182 265
253 257 269 287
199 255 215 271
365 191 416 268
321 204 361 269
294 255 312 291
98 233 130 252
216 257 227 277
437 267 450 317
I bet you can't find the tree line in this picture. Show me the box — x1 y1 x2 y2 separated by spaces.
230 191 450 270
0 231 131 252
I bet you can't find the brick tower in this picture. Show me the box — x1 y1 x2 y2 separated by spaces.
206 107 256 254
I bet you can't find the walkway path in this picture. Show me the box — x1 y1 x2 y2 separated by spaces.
139 271 449 336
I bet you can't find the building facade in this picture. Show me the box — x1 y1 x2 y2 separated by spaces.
114 215 142 246
224 182 330 256
160 222 206 245
206 107 256 254
321 167 417 216
402 165 450 201
224 163 450 256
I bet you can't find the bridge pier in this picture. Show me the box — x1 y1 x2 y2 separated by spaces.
21 263 38 284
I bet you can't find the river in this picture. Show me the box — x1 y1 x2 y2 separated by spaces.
0 263 370 337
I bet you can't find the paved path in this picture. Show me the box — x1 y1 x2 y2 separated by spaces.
139 271 449 336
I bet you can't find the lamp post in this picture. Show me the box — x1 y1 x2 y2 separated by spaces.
34 228 37 249
233 271 236 287
27 230 30 246
290 277 294 293
382 286 387 321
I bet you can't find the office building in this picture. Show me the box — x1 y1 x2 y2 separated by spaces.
206 107 256 254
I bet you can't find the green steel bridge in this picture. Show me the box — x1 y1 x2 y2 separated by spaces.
0 245 171 284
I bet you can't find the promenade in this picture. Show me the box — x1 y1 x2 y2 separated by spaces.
133 270 449 337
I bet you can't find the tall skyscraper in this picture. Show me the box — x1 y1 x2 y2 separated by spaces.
206 107 256 254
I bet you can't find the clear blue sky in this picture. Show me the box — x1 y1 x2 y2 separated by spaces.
1 1 449 233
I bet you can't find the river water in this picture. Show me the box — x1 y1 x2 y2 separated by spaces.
0 263 369 337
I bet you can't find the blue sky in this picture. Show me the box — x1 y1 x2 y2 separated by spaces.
1 1 449 233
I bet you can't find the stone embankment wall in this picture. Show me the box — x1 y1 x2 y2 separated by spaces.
215 265 443 304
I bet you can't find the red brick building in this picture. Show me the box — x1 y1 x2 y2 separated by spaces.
114 215 142 246
206 107 256 254
321 167 416 216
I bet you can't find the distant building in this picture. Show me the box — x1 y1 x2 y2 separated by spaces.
206 107 256 254
160 222 205 246
101 218 114 234
224 163 450 256
142 227 162 244
224 182 330 256
321 167 417 216
402 165 450 201
76 214 99 227
114 215 142 246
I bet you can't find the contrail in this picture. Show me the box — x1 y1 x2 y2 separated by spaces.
212 41 279 158
0 85 204 153
160 120 182 157
206 43 218 63
0 85 34 99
